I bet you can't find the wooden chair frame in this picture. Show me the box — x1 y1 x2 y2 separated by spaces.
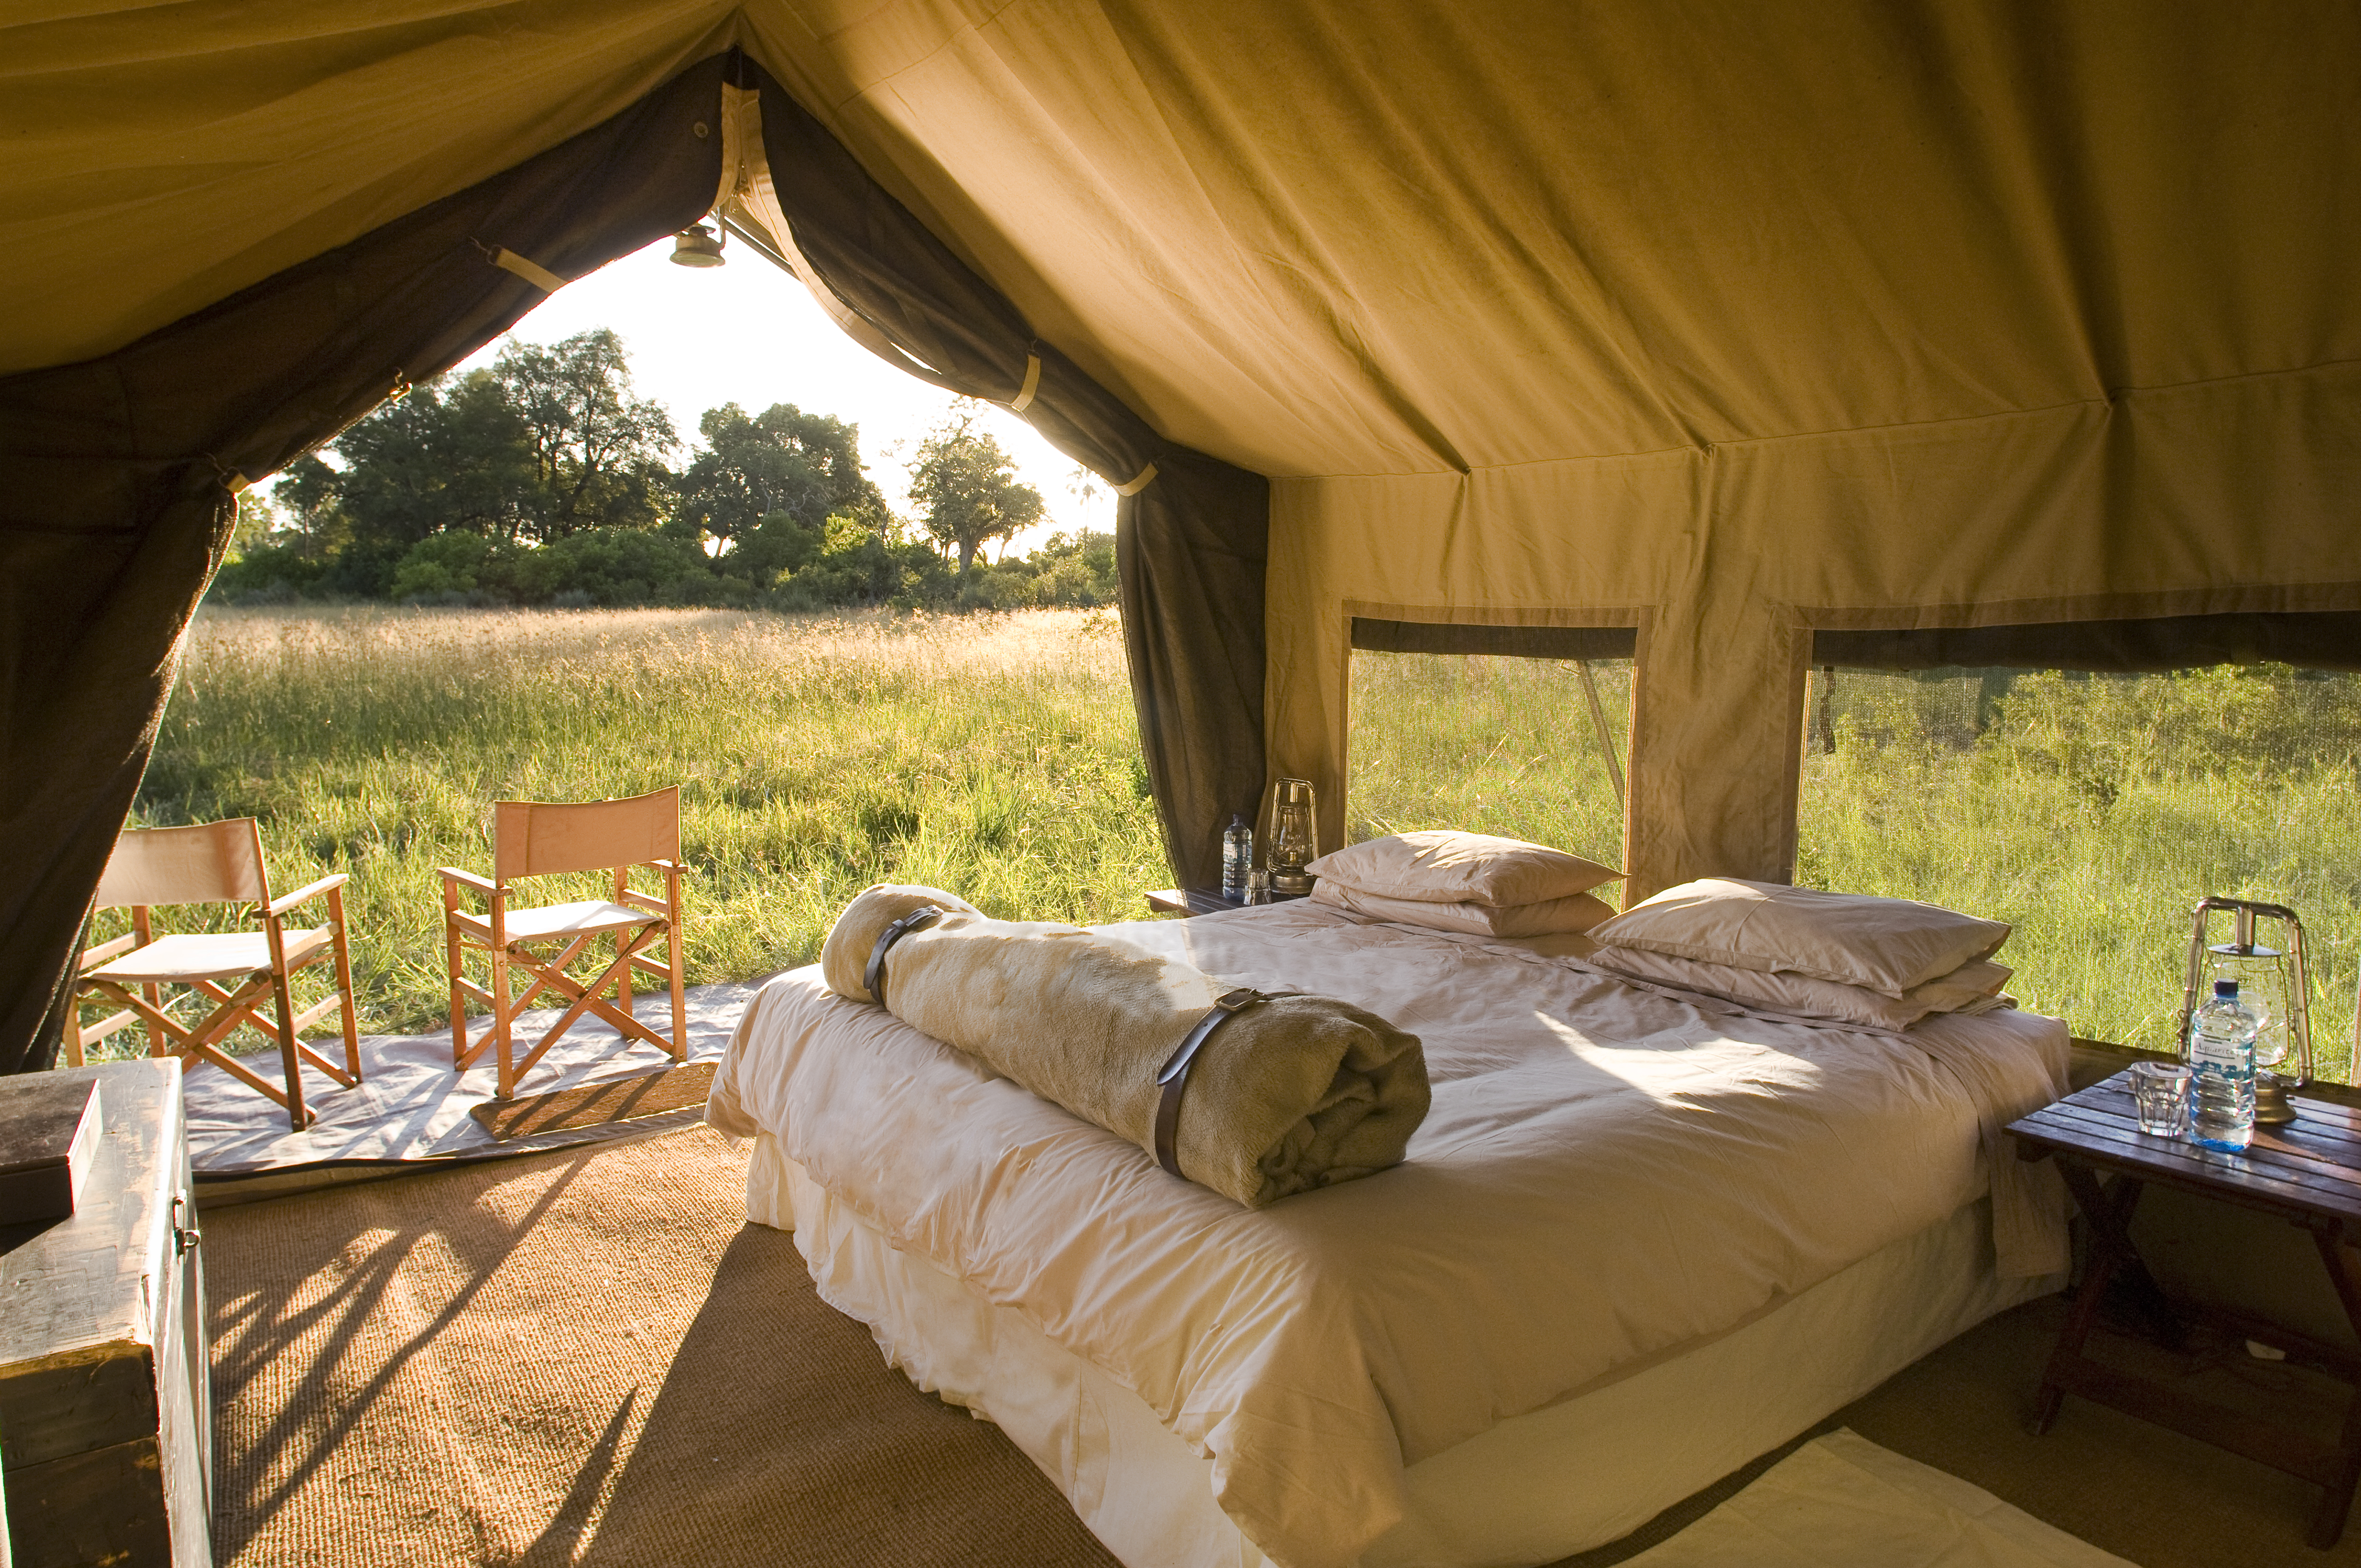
71 819 361 1131
441 789 687 1100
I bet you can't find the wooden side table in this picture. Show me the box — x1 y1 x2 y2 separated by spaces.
2008 1070 2361 1549
1143 886 1307 917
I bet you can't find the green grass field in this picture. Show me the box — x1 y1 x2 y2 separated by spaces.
1349 653 2361 1075
99 608 2361 1081
107 607 1166 1046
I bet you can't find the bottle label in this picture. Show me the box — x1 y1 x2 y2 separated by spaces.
2190 1036 2246 1071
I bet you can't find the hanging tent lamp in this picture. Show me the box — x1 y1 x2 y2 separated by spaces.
669 220 724 267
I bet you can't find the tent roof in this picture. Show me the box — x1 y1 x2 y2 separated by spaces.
12 2 2355 486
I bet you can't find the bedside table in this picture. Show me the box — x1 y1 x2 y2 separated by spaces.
1143 887 1308 917
2008 1069 2361 1549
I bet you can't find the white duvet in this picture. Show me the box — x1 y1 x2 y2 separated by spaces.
708 902 2067 1568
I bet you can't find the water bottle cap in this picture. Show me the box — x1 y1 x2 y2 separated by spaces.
1229 813 1248 827
2214 979 2238 997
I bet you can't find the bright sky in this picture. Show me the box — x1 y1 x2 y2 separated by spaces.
436 231 1109 554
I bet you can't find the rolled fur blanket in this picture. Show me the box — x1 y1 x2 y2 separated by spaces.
819 884 1431 1207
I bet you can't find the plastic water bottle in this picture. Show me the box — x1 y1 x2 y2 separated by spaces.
1222 814 1253 901
2188 978 2259 1152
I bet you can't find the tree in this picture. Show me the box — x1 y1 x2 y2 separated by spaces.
328 370 544 547
489 329 677 538
674 401 887 544
225 488 284 557
274 454 351 558
909 405 1045 575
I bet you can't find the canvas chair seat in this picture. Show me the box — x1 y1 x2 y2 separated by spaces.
87 925 333 984
452 898 657 945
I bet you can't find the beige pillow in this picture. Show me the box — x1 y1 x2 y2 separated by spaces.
1909 958 2015 1014
1307 830 1622 908
1312 879 1617 937
1587 878 2009 997
1585 945 2015 1031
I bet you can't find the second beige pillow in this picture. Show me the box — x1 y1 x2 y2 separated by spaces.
1311 879 1618 937
1587 878 2010 997
1307 830 1622 908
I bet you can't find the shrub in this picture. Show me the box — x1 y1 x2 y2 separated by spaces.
514 527 714 606
716 511 822 585
210 540 333 603
389 531 524 603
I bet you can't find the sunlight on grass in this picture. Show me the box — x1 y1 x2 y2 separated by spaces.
109 613 2361 1084
113 606 1163 1042
1348 654 1631 869
1797 668 2361 1077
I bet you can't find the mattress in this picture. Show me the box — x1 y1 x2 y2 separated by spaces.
755 1138 2047 1568
708 902 2069 1568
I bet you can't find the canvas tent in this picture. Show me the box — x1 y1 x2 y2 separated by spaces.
4 2 2357 1075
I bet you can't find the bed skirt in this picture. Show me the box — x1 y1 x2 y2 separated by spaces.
747 1132 2053 1568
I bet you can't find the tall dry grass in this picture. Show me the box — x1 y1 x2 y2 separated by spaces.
110 606 1163 1043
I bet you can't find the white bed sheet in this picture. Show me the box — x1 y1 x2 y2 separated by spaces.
708 903 2068 1568
757 1139 2048 1568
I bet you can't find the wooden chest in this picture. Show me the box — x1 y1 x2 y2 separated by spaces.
0 1060 210 1567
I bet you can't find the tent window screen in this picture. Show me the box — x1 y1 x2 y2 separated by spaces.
1347 623 1632 880
1796 663 2361 1074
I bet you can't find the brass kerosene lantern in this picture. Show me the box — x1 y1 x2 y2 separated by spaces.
2177 896 2314 1125
1265 778 1320 894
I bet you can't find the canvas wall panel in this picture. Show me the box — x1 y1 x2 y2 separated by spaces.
1273 361 2361 901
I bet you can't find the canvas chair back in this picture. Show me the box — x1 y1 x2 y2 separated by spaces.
94 817 270 908
493 787 680 882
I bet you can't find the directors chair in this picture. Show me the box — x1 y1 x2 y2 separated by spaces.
71 817 362 1130
442 786 686 1100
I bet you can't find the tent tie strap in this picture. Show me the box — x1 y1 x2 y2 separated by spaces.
862 906 945 1010
1113 460 1158 496
1152 987 1265 1180
474 240 568 293
1007 351 1041 413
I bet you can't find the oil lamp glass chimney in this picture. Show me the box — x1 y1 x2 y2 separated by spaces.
1266 778 1319 894
2178 897 2314 1126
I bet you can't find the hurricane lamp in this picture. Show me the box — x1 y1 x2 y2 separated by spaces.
2178 897 2314 1125
1266 778 1319 894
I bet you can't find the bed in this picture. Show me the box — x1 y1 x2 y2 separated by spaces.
706 898 2068 1568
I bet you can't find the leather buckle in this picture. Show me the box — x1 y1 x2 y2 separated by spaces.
1153 987 1265 1180
862 905 944 1009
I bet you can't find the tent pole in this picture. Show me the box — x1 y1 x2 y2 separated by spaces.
1575 660 1625 807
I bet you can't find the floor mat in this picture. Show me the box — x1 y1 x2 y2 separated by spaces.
1621 1429 2136 1568
181 978 760 1180
203 1125 1120 1568
470 1061 718 1139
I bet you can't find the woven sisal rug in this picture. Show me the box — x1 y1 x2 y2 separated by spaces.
203 1125 1119 1568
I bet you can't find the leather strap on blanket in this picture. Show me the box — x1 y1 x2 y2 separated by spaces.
863 906 944 1010
1153 987 1264 1179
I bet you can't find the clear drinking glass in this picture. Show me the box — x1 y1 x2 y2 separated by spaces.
1245 868 1272 905
2128 1061 2192 1137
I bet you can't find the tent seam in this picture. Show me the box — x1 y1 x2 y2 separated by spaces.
1283 352 2361 483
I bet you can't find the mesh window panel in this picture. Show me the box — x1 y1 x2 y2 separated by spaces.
1797 664 2361 1075
1348 651 1632 894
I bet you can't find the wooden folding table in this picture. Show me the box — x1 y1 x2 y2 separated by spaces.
2009 1070 2361 1549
